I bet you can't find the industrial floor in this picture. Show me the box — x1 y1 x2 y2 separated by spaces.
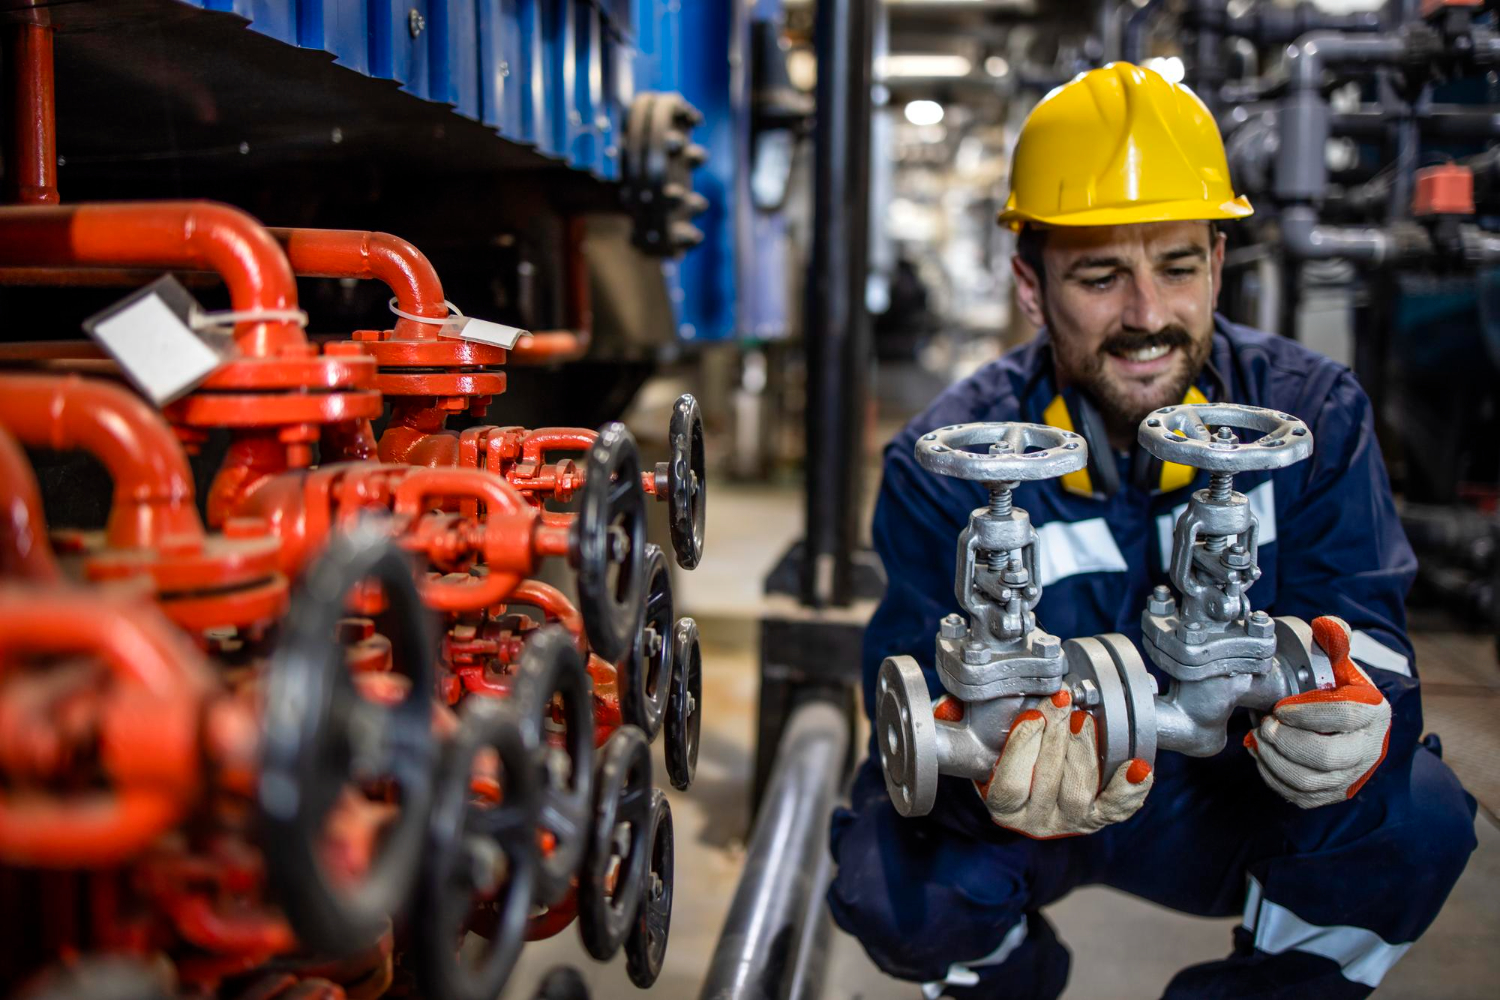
504 477 1500 999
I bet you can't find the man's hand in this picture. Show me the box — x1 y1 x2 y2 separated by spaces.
1245 616 1391 809
977 688 1153 838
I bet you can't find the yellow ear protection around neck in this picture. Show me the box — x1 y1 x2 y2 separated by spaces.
1042 385 1207 499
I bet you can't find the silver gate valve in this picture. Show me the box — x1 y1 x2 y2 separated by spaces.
877 422 1099 817
1134 403 1336 757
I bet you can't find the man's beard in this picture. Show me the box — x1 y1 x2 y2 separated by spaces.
1053 324 1213 434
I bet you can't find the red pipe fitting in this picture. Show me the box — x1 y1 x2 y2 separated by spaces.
0 374 202 550
0 591 214 867
0 202 304 357
269 228 448 339
0 426 59 581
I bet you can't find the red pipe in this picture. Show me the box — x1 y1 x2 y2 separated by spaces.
507 330 588 365
0 427 59 581
268 228 448 339
0 374 203 549
0 203 303 357
5 22 57 205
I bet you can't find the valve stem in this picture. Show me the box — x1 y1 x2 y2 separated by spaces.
985 473 1017 573
1204 428 1238 552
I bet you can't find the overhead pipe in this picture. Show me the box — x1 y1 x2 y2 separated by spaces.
1219 0 1382 47
0 374 203 550
3 21 58 205
0 427 59 581
700 701 848 1000
0 203 304 357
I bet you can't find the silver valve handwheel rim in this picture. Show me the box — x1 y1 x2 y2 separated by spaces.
1137 403 1313 472
876 656 938 818
915 422 1087 483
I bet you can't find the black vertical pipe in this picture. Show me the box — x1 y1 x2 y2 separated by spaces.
800 0 873 609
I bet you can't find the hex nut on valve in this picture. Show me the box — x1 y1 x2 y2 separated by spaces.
1246 610 1274 639
939 614 966 640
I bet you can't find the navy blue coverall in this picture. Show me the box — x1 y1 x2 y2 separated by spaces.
827 318 1478 999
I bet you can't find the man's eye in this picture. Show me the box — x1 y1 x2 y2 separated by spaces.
1081 274 1117 290
1165 267 1197 279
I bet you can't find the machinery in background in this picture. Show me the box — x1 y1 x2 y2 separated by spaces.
876 405 1335 816
0 2 729 998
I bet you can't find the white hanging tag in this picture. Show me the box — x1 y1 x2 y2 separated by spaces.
81 275 231 406
437 316 528 350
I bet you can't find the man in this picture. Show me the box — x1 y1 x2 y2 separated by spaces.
827 64 1477 999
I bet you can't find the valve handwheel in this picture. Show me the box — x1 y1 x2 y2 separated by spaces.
663 393 706 570
625 789 675 988
876 655 939 818
414 699 539 1000
573 422 648 662
259 522 439 955
577 726 654 961
1137 403 1313 472
621 544 673 740
512 626 596 907
915 422 1087 483
664 617 703 791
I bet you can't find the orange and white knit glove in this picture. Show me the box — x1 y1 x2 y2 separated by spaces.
976 688 1154 838
1245 616 1391 809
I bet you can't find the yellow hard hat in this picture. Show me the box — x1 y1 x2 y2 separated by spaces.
998 62 1253 230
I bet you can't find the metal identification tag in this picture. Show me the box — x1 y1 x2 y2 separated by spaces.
81 275 230 406
437 316 528 350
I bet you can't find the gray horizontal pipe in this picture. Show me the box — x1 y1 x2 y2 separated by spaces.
700 701 849 1000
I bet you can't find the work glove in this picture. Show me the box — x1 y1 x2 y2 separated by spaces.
976 688 1154 838
1244 616 1391 809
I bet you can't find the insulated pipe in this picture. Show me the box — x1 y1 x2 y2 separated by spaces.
0 427 59 581
0 203 303 357
0 374 203 549
3 22 58 205
700 701 847 1000
266 228 448 340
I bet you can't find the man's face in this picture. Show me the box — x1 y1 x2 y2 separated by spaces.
1012 221 1225 437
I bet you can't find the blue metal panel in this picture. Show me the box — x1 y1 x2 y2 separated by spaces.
196 1 296 43
479 0 525 137
297 1 369 74
428 0 480 117
367 0 430 100
674 0 739 341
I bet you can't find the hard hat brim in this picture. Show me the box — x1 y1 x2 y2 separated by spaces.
998 194 1254 231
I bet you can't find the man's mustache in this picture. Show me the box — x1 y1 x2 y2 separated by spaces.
1099 326 1194 355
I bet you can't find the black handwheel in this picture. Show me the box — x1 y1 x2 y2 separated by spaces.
414 699 539 1000
663 393 706 570
534 966 590 1000
513 625 596 906
625 789 674 989
621 544 673 740
573 422 648 662
664 617 703 791
259 521 438 955
576 726 654 961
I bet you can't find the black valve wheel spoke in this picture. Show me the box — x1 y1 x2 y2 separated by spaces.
414 700 539 1000
577 726 654 961
573 422 648 662
259 521 439 955
664 617 703 791
625 789 674 988
621 544 673 739
666 393 706 570
513 626 596 906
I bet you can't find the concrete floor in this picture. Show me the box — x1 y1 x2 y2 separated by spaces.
505 480 1500 999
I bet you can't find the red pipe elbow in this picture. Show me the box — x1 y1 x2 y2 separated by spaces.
0 374 203 550
0 202 303 357
270 228 448 339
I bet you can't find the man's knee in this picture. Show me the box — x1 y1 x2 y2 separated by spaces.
1376 746 1478 906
